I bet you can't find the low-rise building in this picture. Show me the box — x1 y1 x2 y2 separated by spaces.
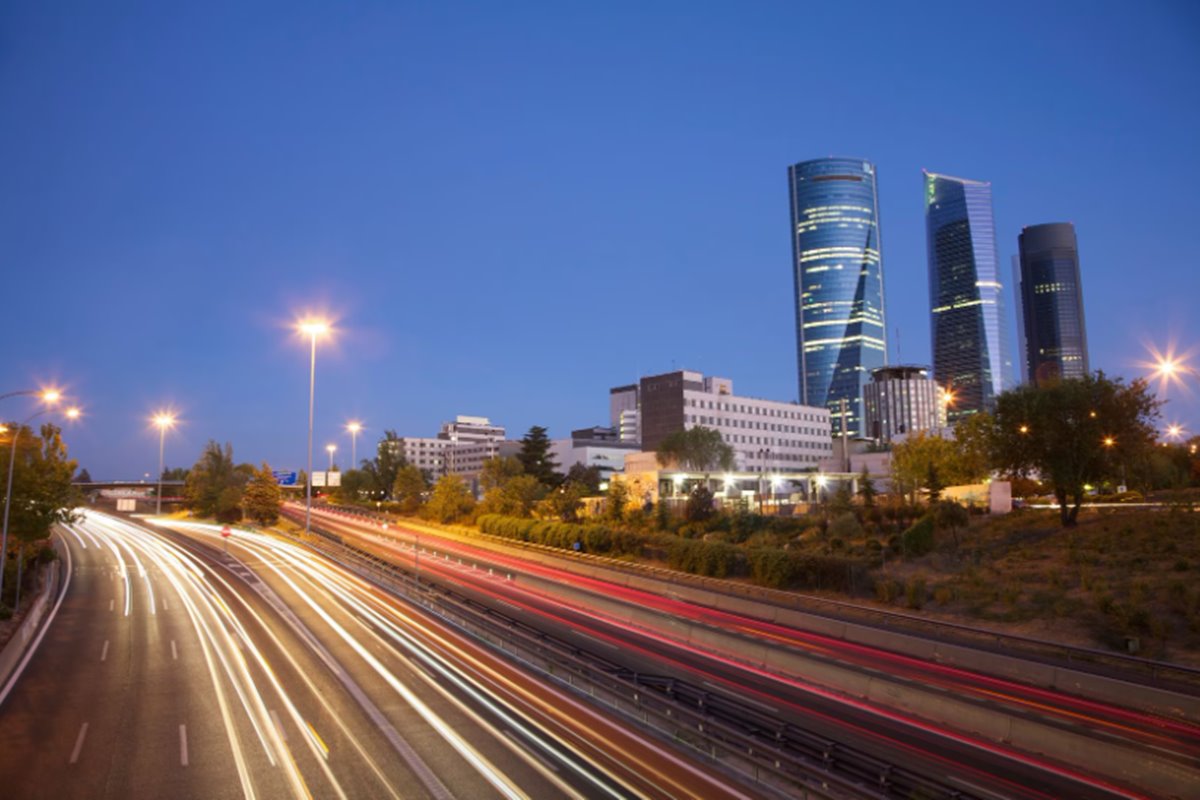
637 369 832 472
863 365 947 444
550 426 640 483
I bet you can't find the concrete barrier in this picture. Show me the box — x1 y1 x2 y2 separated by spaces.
0 560 59 698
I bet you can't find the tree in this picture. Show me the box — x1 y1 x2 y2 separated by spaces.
992 373 1160 526
73 467 93 484
518 426 560 486
185 441 248 521
890 431 960 503
932 500 969 548
536 481 587 522
336 469 375 504
563 463 602 494
480 456 524 492
479 474 545 517
0 423 80 547
926 463 944 503
242 462 282 526
604 479 631 523
161 466 189 481
358 430 406 499
656 426 735 473
684 484 716 522
392 465 428 514
953 412 995 484
857 465 876 508
423 475 475 523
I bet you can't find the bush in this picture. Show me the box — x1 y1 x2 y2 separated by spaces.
901 515 936 557
906 577 927 609
828 512 864 541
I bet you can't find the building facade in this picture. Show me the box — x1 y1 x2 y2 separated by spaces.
924 170 1012 422
438 415 505 445
863 365 946 444
550 427 640 483
788 157 888 437
1016 222 1089 385
609 384 640 444
638 370 831 472
386 437 450 477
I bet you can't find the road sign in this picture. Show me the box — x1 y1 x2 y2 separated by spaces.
273 471 298 486
221 525 231 539
312 471 326 487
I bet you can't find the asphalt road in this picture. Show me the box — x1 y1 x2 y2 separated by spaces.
298 504 1200 800
0 511 751 800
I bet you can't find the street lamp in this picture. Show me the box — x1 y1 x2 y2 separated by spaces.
326 443 337 471
2 394 79 604
298 318 331 537
345 421 363 469
152 411 177 515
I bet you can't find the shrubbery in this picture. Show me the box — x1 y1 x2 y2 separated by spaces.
902 515 936 556
476 514 644 557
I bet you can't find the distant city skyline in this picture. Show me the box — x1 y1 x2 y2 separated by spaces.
2 3 1196 478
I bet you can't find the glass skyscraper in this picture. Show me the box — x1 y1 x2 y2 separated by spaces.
788 158 887 437
924 170 1011 423
1016 222 1089 385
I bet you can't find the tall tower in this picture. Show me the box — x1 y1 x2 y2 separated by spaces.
788 158 887 437
1017 222 1089 385
924 170 1010 422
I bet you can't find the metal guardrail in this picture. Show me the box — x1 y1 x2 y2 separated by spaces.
309 502 1200 692
284 510 982 800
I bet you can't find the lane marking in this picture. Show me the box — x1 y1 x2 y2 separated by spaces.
271 709 288 741
69 722 89 764
100 640 109 662
179 724 189 766
108 599 114 612
501 729 560 773
171 640 178 660
163 597 169 611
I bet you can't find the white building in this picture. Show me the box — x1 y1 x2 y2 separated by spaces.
609 384 640 444
639 370 832 472
550 427 640 483
439 415 505 445
863 365 947 444
446 440 522 495
386 437 450 476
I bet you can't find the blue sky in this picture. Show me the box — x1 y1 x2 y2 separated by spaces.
2 1 1198 478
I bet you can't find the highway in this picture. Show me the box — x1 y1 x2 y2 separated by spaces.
0 510 751 799
294 504 1200 800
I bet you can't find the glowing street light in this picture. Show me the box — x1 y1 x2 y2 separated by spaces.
1019 424 1030 435
345 421 363 469
1166 424 1185 441
1103 436 1116 448
152 411 177 515
297 317 332 537
2 393 79 603
326 443 337 471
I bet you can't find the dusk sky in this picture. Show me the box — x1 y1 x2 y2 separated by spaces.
3 1 1198 479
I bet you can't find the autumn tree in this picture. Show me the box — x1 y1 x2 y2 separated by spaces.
391 465 428 514
242 462 283 526
423 475 475 523
185 441 248 522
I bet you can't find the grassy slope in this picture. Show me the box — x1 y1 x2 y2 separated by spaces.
872 507 1200 664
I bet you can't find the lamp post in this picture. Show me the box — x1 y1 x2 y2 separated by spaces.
298 319 330 537
152 412 177 515
346 421 363 470
326 443 337 471
1 395 78 605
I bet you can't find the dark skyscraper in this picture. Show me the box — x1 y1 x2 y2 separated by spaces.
1017 222 1089 385
788 158 887 437
924 170 1011 423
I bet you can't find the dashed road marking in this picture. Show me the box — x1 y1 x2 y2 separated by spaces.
100 640 109 662
171 640 178 660
108 599 114 612
69 723 89 764
179 724 189 766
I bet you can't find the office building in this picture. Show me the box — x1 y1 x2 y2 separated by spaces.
386 437 450 477
924 170 1012 422
609 384 640 444
1016 222 1089 385
863 365 946 444
438 415 505 444
787 157 888 437
638 370 831 472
